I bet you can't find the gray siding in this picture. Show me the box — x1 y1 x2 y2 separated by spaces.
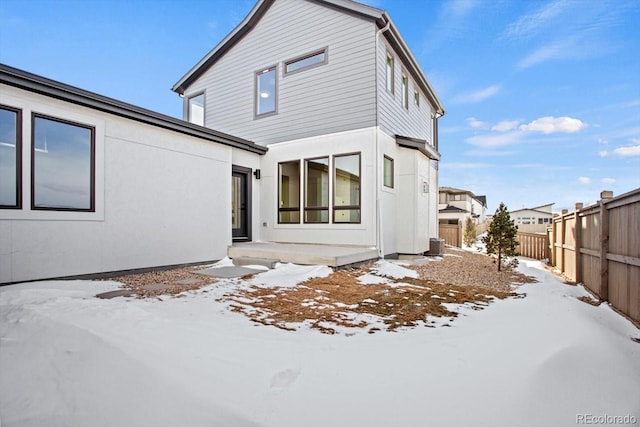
184 0 377 145
377 38 435 145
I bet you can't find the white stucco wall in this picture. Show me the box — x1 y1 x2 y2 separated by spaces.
258 127 377 247
0 85 260 284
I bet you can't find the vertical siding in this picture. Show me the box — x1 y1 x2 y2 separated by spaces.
185 0 377 145
376 36 434 143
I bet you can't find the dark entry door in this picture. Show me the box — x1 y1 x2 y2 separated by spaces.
232 167 251 241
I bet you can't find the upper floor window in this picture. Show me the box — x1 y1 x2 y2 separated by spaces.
32 114 95 211
439 193 447 204
401 73 409 109
383 155 394 188
285 48 327 75
187 93 205 126
386 53 394 94
255 66 277 117
414 90 420 107
334 153 361 223
0 105 21 209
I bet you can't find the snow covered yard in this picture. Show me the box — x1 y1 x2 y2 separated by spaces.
1 258 639 427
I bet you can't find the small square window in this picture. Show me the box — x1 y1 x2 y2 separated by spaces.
383 155 394 188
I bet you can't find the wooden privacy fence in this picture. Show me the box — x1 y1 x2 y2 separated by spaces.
547 189 640 324
439 224 461 247
516 232 548 260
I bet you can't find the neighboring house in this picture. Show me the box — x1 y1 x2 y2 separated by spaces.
0 0 445 284
0 65 265 284
173 0 445 257
438 187 487 226
510 203 554 234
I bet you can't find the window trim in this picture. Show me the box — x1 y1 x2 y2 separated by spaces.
284 47 328 76
385 52 395 94
333 152 361 224
31 112 96 212
383 155 394 189
254 65 278 119
303 156 330 224
277 159 301 224
0 104 22 209
414 89 420 107
186 91 206 126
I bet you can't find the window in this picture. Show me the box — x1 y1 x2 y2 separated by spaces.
304 157 329 223
401 73 409 109
386 53 394 94
439 193 447 204
187 93 205 126
453 194 465 201
285 48 327 75
0 105 21 208
32 114 94 211
278 160 300 223
255 66 277 117
414 90 420 107
334 153 361 223
383 155 394 188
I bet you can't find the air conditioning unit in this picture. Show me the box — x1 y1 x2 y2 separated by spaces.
429 238 445 256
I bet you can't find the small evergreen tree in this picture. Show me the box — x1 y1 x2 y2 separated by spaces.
463 217 477 247
482 202 519 271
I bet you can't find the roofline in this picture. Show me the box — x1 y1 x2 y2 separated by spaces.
510 207 555 215
0 64 267 155
396 135 441 160
171 0 445 116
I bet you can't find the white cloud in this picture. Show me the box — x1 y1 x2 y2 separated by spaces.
452 85 501 104
466 117 489 129
503 0 569 39
466 131 523 148
492 120 520 132
598 138 609 145
445 0 480 19
613 144 640 157
519 116 586 134
602 178 616 184
578 177 591 184
598 150 609 157
517 38 576 69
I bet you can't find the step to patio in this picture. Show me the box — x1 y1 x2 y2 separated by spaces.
232 256 278 269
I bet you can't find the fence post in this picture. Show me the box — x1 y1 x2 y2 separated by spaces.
599 191 613 300
559 209 568 274
575 203 583 283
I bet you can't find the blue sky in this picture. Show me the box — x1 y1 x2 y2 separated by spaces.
1 0 638 212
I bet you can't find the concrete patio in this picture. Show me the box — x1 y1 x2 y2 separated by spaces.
228 242 379 267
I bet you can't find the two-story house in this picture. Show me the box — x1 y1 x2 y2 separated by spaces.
173 0 445 258
0 0 444 284
438 186 487 227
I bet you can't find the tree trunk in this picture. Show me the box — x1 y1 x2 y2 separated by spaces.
498 247 502 272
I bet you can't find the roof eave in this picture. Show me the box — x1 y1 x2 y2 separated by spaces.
1 64 267 155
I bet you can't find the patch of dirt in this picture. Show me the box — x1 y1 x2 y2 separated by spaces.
105 267 217 298
413 249 536 292
577 295 602 306
104 248 538 334
220 250 531 334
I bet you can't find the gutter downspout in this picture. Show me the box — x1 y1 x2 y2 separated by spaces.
375 21 391 258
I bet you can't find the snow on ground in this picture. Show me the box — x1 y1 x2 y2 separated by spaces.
1 259 639 427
